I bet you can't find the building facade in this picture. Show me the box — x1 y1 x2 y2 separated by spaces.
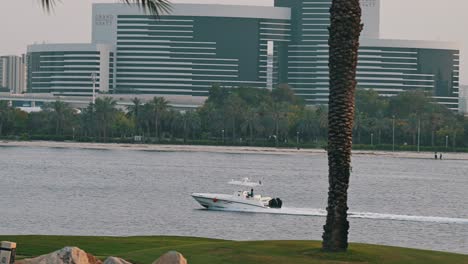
274 0 459 109
27 44 113 96
359 39 460 111
24 1 460 110
1 55 26 94
91 4 291 96
460 85 468 115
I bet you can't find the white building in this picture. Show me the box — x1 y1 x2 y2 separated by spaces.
460 85 468 115
27 43 113 96
1 55 26 94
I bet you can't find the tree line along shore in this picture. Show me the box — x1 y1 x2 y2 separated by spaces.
0 85 467 152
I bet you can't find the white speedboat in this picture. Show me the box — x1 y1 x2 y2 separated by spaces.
191 178 283 210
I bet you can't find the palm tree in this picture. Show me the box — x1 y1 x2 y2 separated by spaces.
94 97 118 141
127 97 143 134
322 0 363 252
225 94 245 143
241 106 259 143
265 101 289 147
148 96 169 140
43 100 74 136
40 0 171 15
0 101 13 136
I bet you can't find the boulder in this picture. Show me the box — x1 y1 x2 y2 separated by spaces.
17 247 102 264
152 251 187 264
103 257 132 264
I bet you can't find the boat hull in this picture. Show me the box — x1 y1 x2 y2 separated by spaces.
191 193 267 210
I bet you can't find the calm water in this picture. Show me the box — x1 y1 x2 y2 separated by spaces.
0 146 467 254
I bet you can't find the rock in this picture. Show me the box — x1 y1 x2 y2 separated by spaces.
17 247 102 264
103 257 132 264
152 251 187 264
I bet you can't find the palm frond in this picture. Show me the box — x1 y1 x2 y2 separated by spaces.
121 0 172 16
40 0 56 12
39 0 172 16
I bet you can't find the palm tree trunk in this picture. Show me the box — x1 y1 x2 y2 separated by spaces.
322 0 362 252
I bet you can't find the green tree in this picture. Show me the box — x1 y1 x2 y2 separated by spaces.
240 106 260 143
94 97 118 141
114 112 135 138
42 101 75 136
224 93 245 143
148 97 169 140
323 0 362 252
179 110 201 142
0 101 13 136
127 97 143 135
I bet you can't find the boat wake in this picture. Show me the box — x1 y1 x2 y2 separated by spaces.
208 207 468 225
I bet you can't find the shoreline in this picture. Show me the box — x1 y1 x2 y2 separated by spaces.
1 140 468 160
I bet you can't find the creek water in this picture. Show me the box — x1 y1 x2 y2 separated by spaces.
0 146 467 254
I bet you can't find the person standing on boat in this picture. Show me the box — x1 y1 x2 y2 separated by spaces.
250 188 254 198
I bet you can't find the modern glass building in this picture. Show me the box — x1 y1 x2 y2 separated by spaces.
359 39 460 110
274 0 460 109
27 44 113 96
92 3 291 96
24 1 460 110
274 0 332 104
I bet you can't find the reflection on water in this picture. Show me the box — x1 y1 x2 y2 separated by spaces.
0 146 467 254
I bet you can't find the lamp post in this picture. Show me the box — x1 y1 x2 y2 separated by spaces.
296 131 300 150
371 133 374 146
446 135 449 149
91 72 97 104
417 118 421 153
222 129 225 144
392 115 395 152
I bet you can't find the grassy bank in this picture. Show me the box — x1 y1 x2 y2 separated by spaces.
1 236 467 264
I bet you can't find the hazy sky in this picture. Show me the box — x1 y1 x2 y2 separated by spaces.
2 0 468 83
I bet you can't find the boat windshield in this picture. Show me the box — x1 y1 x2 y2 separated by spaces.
228 177 262 187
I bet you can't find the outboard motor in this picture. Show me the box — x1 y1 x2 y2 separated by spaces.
268 198 283 208
276 198 282 208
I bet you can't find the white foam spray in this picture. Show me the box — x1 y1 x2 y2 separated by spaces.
209 207 468 225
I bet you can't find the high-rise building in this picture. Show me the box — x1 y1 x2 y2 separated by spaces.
0 55 26 94
92 3 290 95
25 1 460 110
460 85 468 115
358 39 459 111
0 59 5 92
27 44 113 96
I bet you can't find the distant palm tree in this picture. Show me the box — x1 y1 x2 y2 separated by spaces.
148 97 169 140
265 101 289 147
127 97 143 134
241 106 259 143
94 97 118 141
39 0 171 16
0 101 13 136
43 100 74 136
322 0 363 252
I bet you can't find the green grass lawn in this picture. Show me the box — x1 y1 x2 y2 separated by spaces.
1 235 467 264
